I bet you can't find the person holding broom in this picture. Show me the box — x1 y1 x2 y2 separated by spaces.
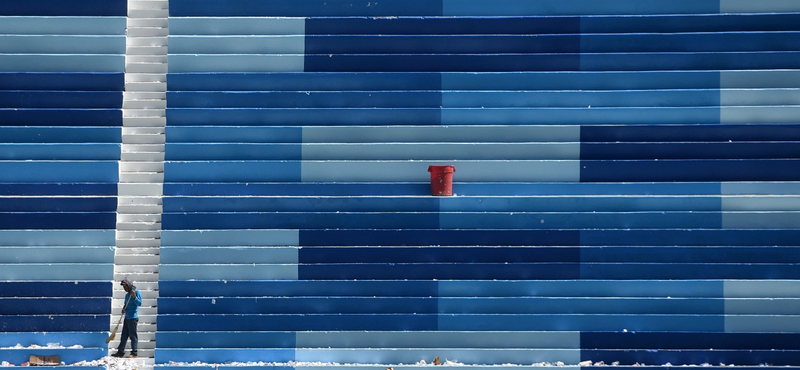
112 278 142 358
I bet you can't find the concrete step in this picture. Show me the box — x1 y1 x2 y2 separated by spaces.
122 116 168 127
116 237 162 248
121 151 166 162
117 183 164 197
117 230 163 240
129 9 169 18
127 62 168 73
126 81 167 92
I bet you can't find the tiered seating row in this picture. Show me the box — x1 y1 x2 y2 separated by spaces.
155 280 800 364
0 1 124 366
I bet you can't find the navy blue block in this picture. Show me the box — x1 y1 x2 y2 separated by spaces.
157 331 296 348
0 92 122 109
305 54 581 72
581 52 800 71
164 161 301 182
165 143 302 160
580 159 800 182
158 314 438 331
581 124 800 142
0 298 110 314
0 73 124 91
300 229 581 246
306 16 580 35
0 281 111 298
582 349 800 366
0 183 118 196
162 212 440 229
581 332 800 350
580 13 800 33
0 127 121 143
581 263 800 280
167 91 443 108
0 315 109 331
453 182 722 196
580 142 800 160
0 109 122 126
305 35 580 54
0 0 126 16
581 229 800 247
166 108 441 126
580 32 800 53
167 72 442 91
0 197 116 212
300 263 580 280
163 182 428 196
0 212 116 229
159 280 438 298
0 143 121 160
159 297 437 314
169 0 442 16
300 246 579 263
439 314 723 332
582 247 800 263
164 196 438 212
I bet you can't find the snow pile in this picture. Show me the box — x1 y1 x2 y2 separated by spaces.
71 356 141 370
1 343 83 349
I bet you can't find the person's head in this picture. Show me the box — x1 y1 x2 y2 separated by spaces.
121 278 135 293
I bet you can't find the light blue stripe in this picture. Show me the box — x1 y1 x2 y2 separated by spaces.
294 348 579 366
0 35 126 54
296 331 579 348
302 125 580 143
722 196 800 211
725 315 800 333
168 55 304 73
301 160 580 182
162 229 300 247
160 264 298 280
169 17 305 35
722 211 800 229
720 70 800 88
0 263 113 280
301 143 580 160
0 16 127 35
0 246 114 263
721 0 800 13
0 230 115 246
169 36 304 54
0 55 125 73
161 246 299 264
722 182 800 195
724 280 800 298
721 106 800 124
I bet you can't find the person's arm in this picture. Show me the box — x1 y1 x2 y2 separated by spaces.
132 289 143 307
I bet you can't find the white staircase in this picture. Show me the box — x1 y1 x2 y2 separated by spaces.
112 0 168 363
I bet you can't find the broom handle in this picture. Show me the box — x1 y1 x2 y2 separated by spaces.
116 294 131 324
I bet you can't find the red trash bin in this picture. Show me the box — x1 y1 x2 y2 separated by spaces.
427 165 455 196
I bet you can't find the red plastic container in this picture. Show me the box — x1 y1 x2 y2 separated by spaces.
427 165 456 196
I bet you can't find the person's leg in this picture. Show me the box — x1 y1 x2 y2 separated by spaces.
129 319 139 356
114 320 130 356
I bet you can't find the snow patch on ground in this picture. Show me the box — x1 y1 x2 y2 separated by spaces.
0 343 84 349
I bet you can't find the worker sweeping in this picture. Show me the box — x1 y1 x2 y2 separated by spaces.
111 278 142 358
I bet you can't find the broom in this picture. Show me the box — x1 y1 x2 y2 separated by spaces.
106 295 131 344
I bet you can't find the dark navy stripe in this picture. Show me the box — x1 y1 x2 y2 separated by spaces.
0 183 118 196
0 109 122 126
581 124 800 142
580 159 800 182
0 212 117 229
0 0 127 16
169 0 443 17
0 73 124 91
0 281 111 298
306 16 580 35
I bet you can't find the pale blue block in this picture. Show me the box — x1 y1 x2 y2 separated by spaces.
721 0 800 13
295 331 579 349
722 182 800 195
725 298 800 315
294 348 580 366
160 264 298 280
722 211 800 229
720 89 800 106
725 315 800 333
0 55 125 73
169 17 305 35
161 246 299 264
301 143 579 160
301 160 579 182
0 35 126 54
724 280 800 298
0 246 114 263
0 230 115 246
721 70 800 88
168 54 304 73
721 106 800 124
722 196 800 211
0 263 113 280
301 125 580 143
162 229 299 247
169 36 304 54
0 16 127 35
